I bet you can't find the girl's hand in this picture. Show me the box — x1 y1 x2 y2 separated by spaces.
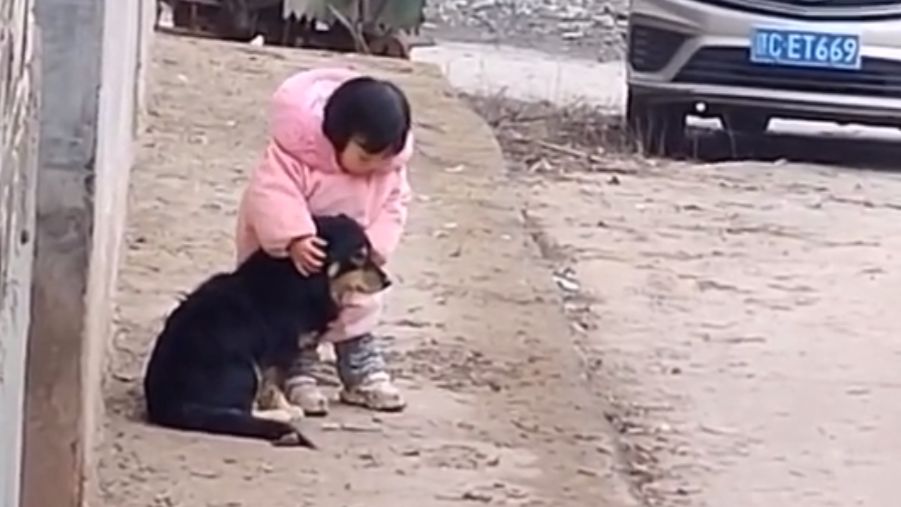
289 235 327 276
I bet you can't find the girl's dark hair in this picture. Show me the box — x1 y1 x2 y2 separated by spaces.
322 77 412 156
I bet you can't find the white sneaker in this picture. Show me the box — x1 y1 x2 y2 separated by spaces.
285 375 329 416
339 371 406 412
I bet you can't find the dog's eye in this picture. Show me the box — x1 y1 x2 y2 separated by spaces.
351 250 367 266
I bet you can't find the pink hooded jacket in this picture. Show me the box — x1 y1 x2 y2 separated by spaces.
236 67 414 264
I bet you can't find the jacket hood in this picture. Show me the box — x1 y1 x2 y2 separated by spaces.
268 67 414 174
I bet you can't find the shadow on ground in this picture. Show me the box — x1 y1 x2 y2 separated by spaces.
688 125 901 171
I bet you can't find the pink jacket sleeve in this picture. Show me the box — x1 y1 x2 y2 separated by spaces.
243 142 317 257
366 166 412 260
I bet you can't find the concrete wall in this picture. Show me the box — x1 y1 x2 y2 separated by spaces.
0 0 39 505
21 0 151 505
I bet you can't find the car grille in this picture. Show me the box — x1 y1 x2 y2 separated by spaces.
628 23 687 73
674 48 901 99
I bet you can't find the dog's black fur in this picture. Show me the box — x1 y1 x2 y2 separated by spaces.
143 214 389 447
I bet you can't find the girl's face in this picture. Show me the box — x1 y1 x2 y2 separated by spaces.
338 139 394 175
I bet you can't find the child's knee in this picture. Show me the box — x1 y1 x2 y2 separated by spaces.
323 296 384 343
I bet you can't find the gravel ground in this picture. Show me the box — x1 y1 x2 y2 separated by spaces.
423 0 629 61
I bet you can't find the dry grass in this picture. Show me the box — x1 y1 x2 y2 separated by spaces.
463 92 645 177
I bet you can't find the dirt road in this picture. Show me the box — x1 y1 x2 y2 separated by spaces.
481 98 901 506
96 34 639 507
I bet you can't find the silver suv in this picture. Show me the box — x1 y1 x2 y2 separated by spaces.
626 0 901 155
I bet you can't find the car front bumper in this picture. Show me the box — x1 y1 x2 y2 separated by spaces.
628 0 901 124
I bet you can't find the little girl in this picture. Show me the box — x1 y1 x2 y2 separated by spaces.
235 68 413 414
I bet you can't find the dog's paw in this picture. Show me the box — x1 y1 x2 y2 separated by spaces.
284 404 306 422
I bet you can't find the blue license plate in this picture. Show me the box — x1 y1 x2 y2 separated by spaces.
750 27 861 70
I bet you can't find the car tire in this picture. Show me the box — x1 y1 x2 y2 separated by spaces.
626 90 686 158
721 111 769 136
171 1 192 28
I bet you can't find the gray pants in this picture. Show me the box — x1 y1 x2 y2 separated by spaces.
288 333 386 388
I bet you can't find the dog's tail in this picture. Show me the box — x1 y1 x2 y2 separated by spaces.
149 404 315 448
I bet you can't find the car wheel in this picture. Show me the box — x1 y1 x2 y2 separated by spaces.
171 1 193 28
721 111 769 136
626 89 686 158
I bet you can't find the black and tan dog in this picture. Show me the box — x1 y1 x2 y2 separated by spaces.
143 214 390 447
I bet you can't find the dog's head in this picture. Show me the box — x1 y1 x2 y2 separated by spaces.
314 215 391 303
